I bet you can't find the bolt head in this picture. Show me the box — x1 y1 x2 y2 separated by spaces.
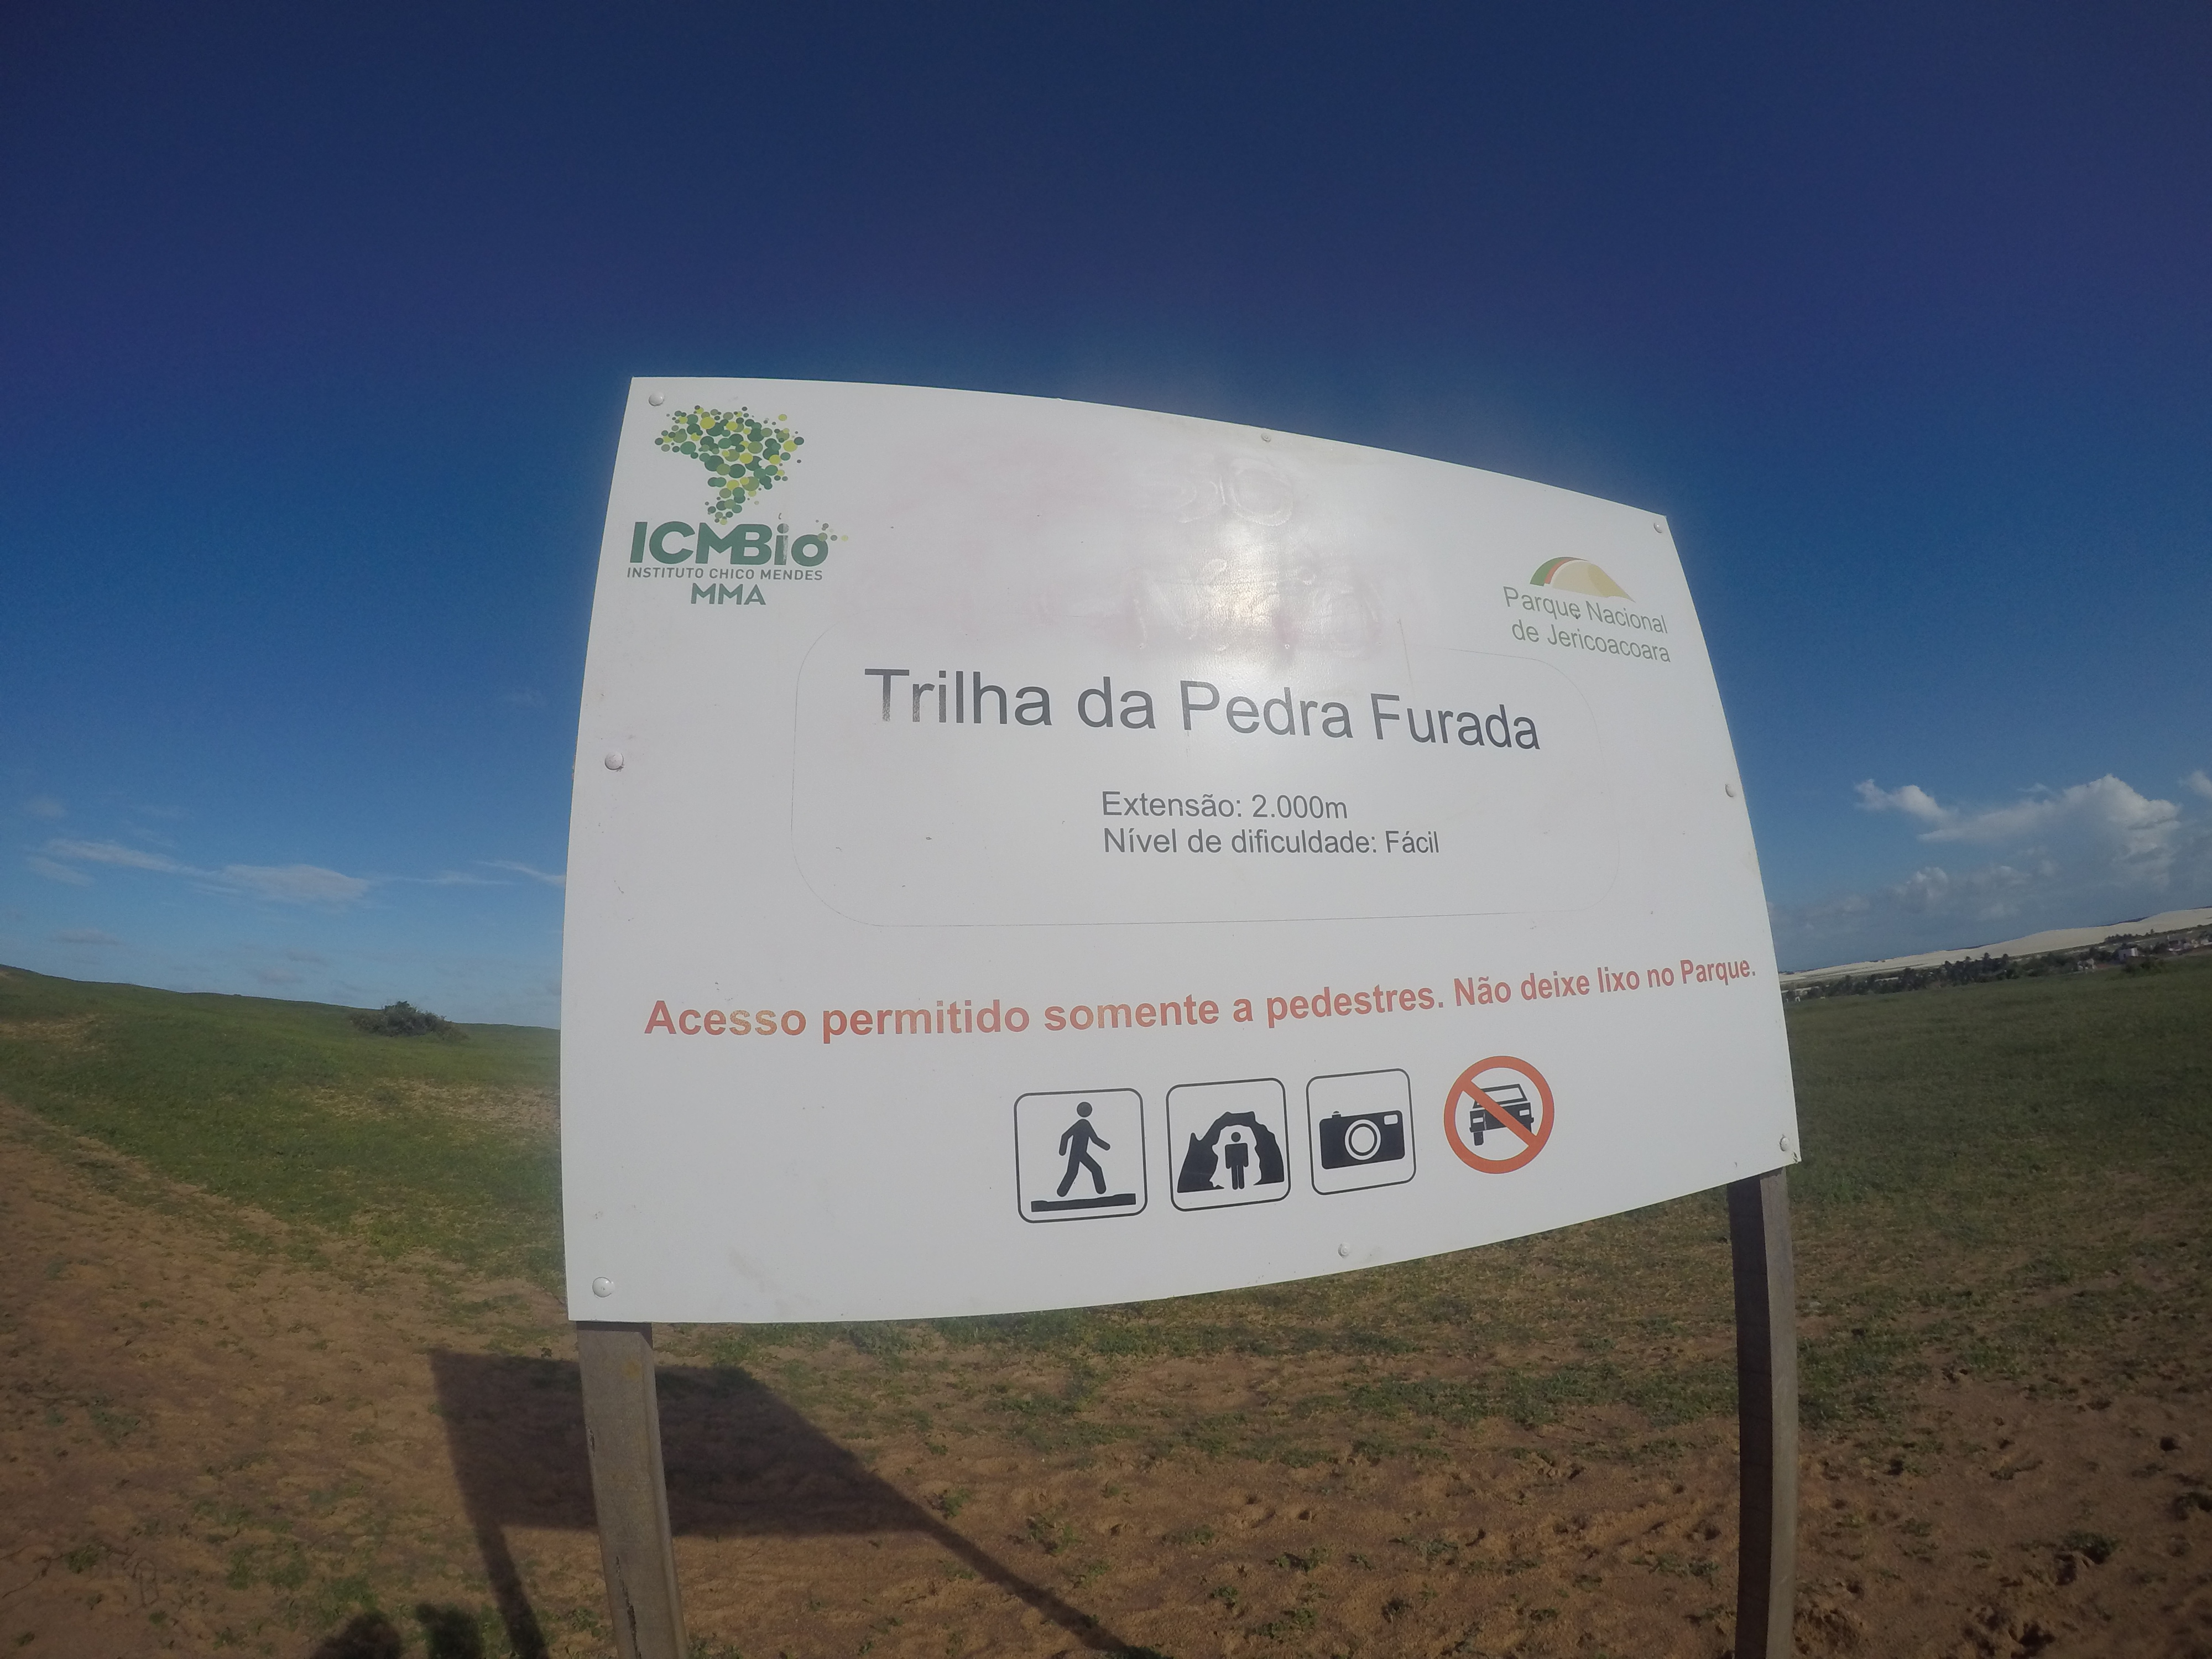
591 1276 614 1297
647 392 666 406
604 751 625 771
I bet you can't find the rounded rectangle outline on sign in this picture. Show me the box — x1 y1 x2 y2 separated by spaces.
786 619 1624 930
1013 1088 1149 1224
1166 1077 1294 1211
1306 1067 1418 1195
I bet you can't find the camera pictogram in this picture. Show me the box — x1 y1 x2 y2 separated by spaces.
1307 1070 1417 1194
1316 1109 1407 1168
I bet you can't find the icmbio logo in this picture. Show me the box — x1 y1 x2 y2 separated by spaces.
632 405 844 605
655 405 802 522
629 520 833 567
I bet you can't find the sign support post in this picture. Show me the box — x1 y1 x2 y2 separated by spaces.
1726 1168 1797 1658
577 1321 686 1659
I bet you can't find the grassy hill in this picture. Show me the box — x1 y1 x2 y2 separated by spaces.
2 953 2205 1432
0 966 560 1286
5 956 2206 1659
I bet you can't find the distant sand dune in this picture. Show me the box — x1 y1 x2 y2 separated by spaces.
1781 905 2212 987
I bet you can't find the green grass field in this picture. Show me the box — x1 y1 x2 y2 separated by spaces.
1784 955 2212 1425
5 955 2208 1659
2 953 2205 1460
0 968 561 1286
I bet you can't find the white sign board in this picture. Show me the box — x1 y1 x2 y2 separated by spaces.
561 379 1798 1323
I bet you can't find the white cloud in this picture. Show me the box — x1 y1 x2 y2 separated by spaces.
400 863 567 889
1854 780 1952 830
1853 775 2181 877
483 859 566 888
1924 776 2176 853
45 837 188 873
2186 769 2212 802
51 928 122 946
23 796 66 820
40 838 372 907
1885 860 2046 920
502 687 547 708
33 834 549 912
254 965 302 985
1886 865 1949 912
1776 769 2212 969
214 864 372 905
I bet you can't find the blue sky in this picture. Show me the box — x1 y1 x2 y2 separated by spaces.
3 4 2208 1021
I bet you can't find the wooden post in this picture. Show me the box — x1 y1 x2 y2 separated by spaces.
1727 1168 1798 1659
577 1321 687 1659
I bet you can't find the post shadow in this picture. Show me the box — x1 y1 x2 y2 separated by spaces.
428 1350 1133 1659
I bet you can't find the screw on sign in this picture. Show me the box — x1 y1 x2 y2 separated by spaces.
1442 1056 1555 1173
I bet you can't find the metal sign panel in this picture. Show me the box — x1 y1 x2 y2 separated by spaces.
561 379 1798 1322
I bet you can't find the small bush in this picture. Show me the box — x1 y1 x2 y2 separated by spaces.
349 1001 466 1040
2062 1530 2119 1564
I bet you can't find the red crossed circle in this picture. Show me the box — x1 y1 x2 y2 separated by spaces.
1442 1056 1555 1173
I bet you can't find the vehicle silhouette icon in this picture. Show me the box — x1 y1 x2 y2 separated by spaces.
1465 1081 1535 1146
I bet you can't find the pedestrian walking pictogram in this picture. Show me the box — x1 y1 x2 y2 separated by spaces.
1442 1056 1555 1173
1013 1089 1146 1221
1056 1101 1112 1197
1167 1078 1290 1211
1307 1069 1417 1194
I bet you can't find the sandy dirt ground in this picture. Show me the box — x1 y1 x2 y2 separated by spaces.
3 1099 2209 1659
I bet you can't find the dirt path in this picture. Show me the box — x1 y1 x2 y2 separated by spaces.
3 1100 2208 1657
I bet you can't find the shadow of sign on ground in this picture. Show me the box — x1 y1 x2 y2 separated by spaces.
428 1350 1134 1658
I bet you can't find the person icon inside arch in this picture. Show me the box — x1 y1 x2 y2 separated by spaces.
1223 1128 1250 1190
1057 1102 1112 1198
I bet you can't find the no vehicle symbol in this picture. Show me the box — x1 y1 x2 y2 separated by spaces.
1442 1056 1554 1173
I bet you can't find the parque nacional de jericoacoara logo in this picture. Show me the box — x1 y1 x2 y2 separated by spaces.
1528 557 1630 599
655 406 804 521
1506 556 1670 662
